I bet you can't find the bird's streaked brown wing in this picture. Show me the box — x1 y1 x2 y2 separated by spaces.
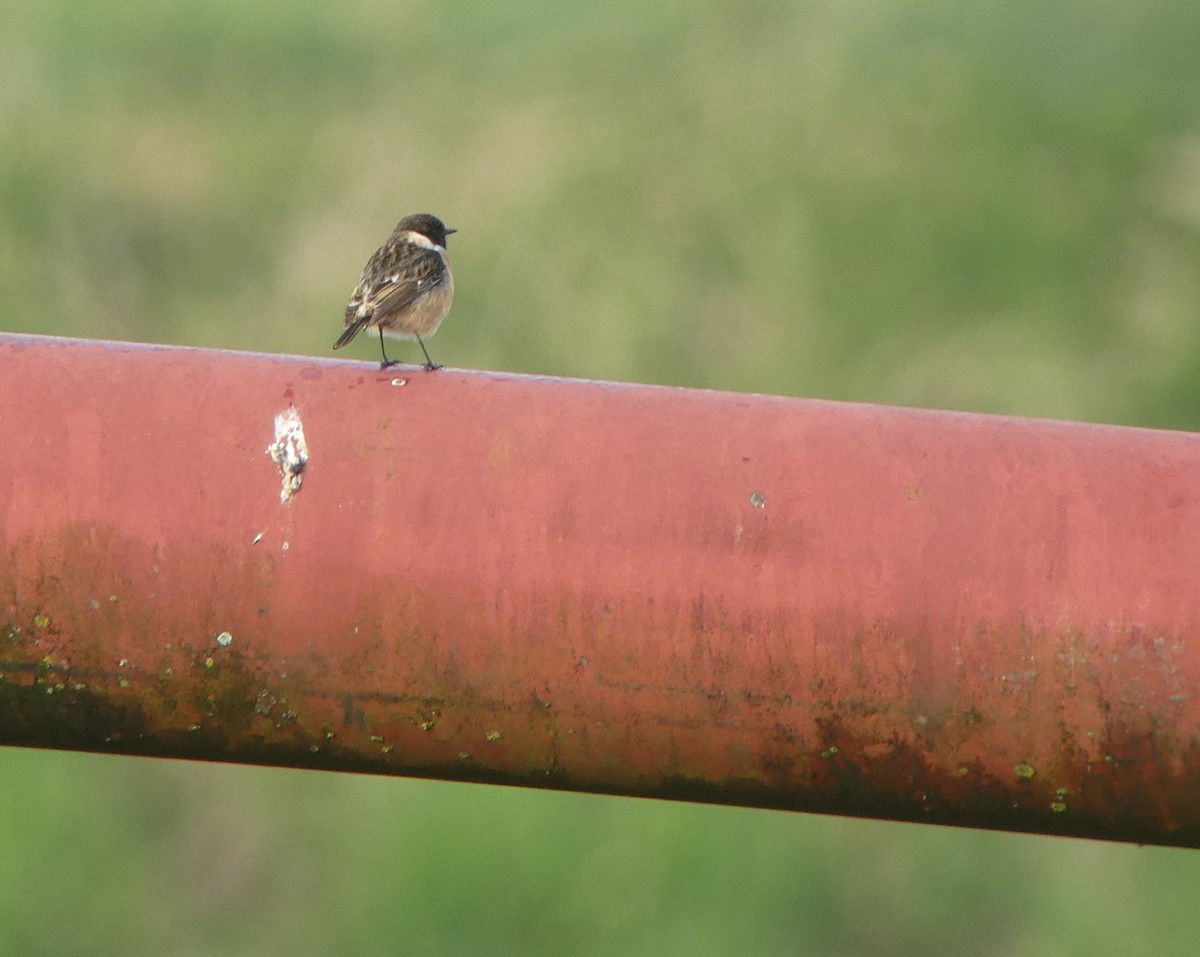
364 241 449 316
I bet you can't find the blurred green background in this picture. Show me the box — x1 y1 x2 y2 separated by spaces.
3 0 1200 953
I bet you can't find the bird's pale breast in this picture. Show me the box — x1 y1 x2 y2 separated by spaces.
377 271 454 339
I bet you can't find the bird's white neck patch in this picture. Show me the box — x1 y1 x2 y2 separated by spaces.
398 230 444 251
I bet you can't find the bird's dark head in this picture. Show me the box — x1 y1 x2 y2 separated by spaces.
393 213 456 248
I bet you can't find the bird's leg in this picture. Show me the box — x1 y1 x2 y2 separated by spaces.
416 335 442 371
379 328 400 369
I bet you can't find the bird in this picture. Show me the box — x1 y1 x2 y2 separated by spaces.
333 213 456 370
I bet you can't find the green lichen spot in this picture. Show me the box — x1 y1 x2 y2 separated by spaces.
1050 802 1067 813
821 746 839 759
486 730 502 742
33 614 50 629
416 707 441 731
1014 762 1037 780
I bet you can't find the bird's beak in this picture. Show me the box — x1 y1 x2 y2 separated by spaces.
445 228 458 235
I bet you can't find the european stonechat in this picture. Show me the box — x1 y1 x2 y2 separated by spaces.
332 213 456 369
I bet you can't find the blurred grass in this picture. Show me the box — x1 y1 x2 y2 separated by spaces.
3 0 1200 953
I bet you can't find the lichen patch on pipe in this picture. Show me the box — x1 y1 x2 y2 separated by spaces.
267 407 308 502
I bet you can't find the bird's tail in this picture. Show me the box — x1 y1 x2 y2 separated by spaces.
332 316 369 350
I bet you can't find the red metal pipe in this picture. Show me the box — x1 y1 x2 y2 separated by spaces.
2 332 1199 846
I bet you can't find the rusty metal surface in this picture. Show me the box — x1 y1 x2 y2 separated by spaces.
2 332 1200 845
